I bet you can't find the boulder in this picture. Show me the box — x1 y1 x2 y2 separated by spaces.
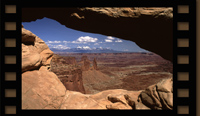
22 26 54 72
137 77 173 110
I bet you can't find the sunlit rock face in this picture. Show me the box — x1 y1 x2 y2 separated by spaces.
22 26 53 72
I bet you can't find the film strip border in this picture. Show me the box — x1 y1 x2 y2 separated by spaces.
0 0 21 115
174 1 196 115
174 0 196 115
0 0 196 116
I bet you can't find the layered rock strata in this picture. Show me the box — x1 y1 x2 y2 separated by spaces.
51 55 86 94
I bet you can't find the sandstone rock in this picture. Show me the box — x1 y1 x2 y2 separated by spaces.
81 56 89 61
64 57 77 65
40 49 54 70
82 70 112 94
22 26 54 72
106 102 131 110
80 56 91 71
22 71 66 109
79 7 173 18
82 60 90 71
22 44 42 72
124 94 136 109
51 54 77 65
61 69 85 94
34 36 49 53
22 28 36 45
60 89 141 109
92 58 98 70
135 102 151 110
51 55 86 94
60 91 105 109
137 77 173 110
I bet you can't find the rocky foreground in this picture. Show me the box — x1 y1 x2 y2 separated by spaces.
22 25 173 110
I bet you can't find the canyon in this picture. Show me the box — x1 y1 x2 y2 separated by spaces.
22 26 173 109
51 52 172 94
22 7 173 110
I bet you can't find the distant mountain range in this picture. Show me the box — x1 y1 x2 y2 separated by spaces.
50 48 129 53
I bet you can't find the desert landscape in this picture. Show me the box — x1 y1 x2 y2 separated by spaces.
51 52 172 94
22 7 173 110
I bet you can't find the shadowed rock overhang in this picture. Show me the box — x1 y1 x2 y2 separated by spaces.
22 7 173 62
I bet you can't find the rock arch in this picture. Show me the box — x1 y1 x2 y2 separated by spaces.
22 7 173 62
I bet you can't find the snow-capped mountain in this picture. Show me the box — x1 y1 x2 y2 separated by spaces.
50 47 127 53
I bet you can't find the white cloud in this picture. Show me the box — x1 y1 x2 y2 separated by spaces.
46 40 61 44
105 39 113 42
77 46 82 49
73 36 98 43
76 46 91 50
72 41 78 43
107 36 115 40
115 39 123 42
94 43 99 45
51 44 70 50
83 46 91 49
63 41 71 43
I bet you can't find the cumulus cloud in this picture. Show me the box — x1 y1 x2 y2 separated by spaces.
63 41 71 44
115 39 123 42
107 36 115 40
94 43 99 45
50 44 70 49
77 46 91 50
46 40 61 44
77 46 82 49
83 46 91 49
105 39 113 42
73 36 98 43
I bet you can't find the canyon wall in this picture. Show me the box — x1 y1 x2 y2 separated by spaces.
50 55 86 94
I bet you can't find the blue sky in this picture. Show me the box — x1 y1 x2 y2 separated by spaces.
22 17 148 52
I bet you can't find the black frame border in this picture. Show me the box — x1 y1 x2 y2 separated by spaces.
0 0 196 115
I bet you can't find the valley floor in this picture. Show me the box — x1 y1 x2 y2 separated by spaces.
52 52 173 94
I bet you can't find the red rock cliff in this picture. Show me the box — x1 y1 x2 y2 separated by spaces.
51 54 86 94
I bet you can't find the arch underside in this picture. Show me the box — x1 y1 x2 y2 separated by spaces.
22 7 173 62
